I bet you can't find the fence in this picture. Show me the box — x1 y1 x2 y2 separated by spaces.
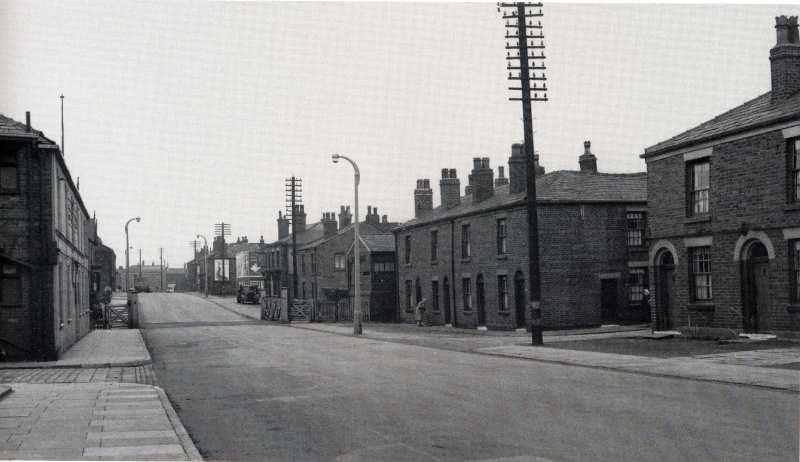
261 296 370 323
314 298 370 323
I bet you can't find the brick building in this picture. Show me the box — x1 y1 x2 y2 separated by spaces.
295 206 398 321
394 143 648 330
642 15 800 336
86 215 116 300
0 112 96 360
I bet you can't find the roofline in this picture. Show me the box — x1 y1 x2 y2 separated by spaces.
392 197 647 233
641 110 800 159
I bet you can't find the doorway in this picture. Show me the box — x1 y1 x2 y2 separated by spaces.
743 242 770 333
600 279 618 323
514 271 526 329
476 274 486 326
442 277 451 324
657 251 675 331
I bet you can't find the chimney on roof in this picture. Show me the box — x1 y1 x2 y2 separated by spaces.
472 157 495 203
771 15 800 101
414 179 433 217
440 168 461 209
464 173 475 196
366 206 380 225
293 204 306 233
381 214 388 224
508 143 545 194
322 212 338 237
579 140 598 174
277 211 290 239
339 205 352 229
25 112 30 132
494 165 509 188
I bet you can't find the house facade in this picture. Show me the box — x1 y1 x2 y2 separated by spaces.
394 143 648 330
0 112 94 360
643 15 800 336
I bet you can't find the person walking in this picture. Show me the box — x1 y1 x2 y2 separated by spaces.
643 288 656 331
414 298 427 327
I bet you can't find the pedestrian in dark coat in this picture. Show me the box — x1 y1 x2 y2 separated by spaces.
414 298 427 326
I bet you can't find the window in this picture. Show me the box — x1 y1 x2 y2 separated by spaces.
405 280 413 312
334 254 345 271
688 160 710 216
627 212 645 247
415 278 422 304
0 263 21 307
689 247 712 301
311 253 317 273
788 138 800 203
430 230 438 262
0 149 18 193
497 275 508 311
628 268 647 303
373 262 395 273
791 240 800 303
431 280 439 312
462 278 472 311
301 254 306 273
404 235 411 264
461 224 471 258
496 219 507 255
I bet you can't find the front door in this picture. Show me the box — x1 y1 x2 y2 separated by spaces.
744 242 770 333
476 275 486 326
600 279 617 323
514 272 526 328
442 278 451 324
657 252 675 331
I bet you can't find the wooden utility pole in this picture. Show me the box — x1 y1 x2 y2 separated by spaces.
160 248 164 291
285 176 302 304
60 94 64 156
499 2 548 344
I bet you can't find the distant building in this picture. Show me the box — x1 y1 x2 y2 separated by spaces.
0 112 98 360
394 143 648 330
86 215 116 302
642 15 800 335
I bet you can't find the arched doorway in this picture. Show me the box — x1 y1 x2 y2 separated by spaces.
514 271 526 329
656 250 675 331
442 277 451 325
476 274 486 326
742 241 770 333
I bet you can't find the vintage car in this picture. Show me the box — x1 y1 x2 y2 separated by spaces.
236 285 261 304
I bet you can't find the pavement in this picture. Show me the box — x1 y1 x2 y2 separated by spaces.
140 293 798 462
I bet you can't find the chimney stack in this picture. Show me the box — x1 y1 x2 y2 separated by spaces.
339 205 352 229
277 211 290 239
25 112 30 132
381 214 388 224
508 143 526 194
472 157 495 203
494 165 509 188
366 206 380 225
439 168 461 209
322 212 338 237
579 141 598 173
292 204 307 233
770 15 800 101
414 179 433 217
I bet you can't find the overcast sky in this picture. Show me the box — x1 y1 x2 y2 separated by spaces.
1 2 797 266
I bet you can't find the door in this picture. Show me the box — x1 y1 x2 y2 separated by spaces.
657 252 675 331
442 278 451 324
476 274 486 326
600 279 617 323
743 242 770 333
514 271 526 328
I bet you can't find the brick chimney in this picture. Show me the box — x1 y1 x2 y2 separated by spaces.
322 212 338 237
579 140 598 174
381 214 388 224
292 204 306 233
277 211 290 239
25 112 31 132
770 15 800 101
440 168 461 209
509 143 545 194
365 206 381 225
339 205 352 229
414 179 433 217
494 165 509 188
472 157 495 203
464 173 474 196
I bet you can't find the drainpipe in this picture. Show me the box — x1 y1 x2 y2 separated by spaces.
450 219 457 327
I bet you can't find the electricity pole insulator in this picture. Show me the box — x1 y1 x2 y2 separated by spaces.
499 1 548 345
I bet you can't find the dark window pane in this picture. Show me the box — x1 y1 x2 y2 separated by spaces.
1 278 19 305
0 166 16 190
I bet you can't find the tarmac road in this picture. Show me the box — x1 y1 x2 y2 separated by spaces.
140 293 799 462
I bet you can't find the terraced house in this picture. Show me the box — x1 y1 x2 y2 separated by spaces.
394 142 648 330
643 15 800 336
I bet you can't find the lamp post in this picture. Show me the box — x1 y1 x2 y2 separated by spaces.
332 154 362 336
124 217 141 292
196 234 208 298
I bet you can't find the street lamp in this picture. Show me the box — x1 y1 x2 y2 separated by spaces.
196 234 209 298
332 153 362 336
124 217 141 292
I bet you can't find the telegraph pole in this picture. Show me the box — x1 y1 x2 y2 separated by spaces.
160 248 164 291
189 240 200 291
499 2 548 345
60 94 64 156
213 222 231 296
285 176 302 304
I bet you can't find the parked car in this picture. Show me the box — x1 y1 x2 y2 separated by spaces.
237 285 260 304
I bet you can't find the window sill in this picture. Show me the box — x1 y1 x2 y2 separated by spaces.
784 204 800 213
496 254 508 261
430 260 438 266
461 258 472 264
786 305 800 314
498 310 511 315
404 263 412 268
687 303 715 312
684 215 711 225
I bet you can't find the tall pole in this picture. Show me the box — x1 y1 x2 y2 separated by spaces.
291 177 298 301
332 154 362 335
197 234 208 297
60 94 64 157
500 2 547 344
160 248 164 291
138 248 142 279
124 217 141 292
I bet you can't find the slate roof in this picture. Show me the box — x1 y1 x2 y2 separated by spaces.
360 234 396 253
297 221 399 251
0 114 54 143
275 221 325 246
395 170 647 231
643 91 800 157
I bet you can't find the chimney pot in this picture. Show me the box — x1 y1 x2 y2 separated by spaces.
25 112 30 132
382 214 387 223
441 168 448 179
771 15 800 101
449 168 457 179
414 178 434 217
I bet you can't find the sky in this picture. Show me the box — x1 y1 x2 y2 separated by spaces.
1 2 798 266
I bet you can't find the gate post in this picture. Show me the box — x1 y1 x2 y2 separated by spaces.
127 290 139 329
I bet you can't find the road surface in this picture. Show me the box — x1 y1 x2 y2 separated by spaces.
140 293 798 462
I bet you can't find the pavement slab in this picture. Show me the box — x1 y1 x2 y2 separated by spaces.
0 383 201 461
